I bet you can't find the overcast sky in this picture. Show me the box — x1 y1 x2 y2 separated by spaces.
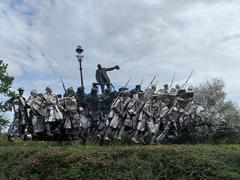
1 0 240 102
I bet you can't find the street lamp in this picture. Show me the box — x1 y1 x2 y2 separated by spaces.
76 45 84 88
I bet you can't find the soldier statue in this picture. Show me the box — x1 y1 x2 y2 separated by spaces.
85 87 100 136
43 87 63 136
5 87 29 141
130 85 142 98
98 88 114 138
104 90 131 140
27 89 46 138
60 87 80 139
95 64 120 93
76 86 87 109
75 86 90 144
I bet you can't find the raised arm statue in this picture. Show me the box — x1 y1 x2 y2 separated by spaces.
95 64 120 93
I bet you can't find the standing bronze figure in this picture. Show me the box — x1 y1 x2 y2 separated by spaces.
95 64 120 93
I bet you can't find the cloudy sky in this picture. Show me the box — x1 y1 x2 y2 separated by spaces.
1 0 240 102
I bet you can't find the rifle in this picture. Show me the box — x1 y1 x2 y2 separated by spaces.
180 69 195 89
169 71 176 89
111 77 132 108
59 76 67 93
205 104 231 119
136 75 158 118
140 79 144 86
155 79 159 87
146 74 157 90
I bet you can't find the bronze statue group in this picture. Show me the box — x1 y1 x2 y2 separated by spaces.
4 65 228 145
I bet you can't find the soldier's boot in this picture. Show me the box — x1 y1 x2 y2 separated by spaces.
23 125 29 141
155 124 160 133
65 130 72 140
113 132 118 139
81 137 86 146
139 136 146 145
150 134 156 145
131 131 139 144
156 132 167 143
156 122 171 143
23 134 28 141
55 128 61 136
7 136 14 142
46 123 52 137
117 126 125 140
131 137 139 144
104 128 111 141
143 131 149 138
156 126 169 142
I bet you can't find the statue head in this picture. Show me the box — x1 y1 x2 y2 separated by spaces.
91 87 98 95
188 85 194 92
97 64 102 70
121 90 130 97
67 87 75 97
175 84 180 90
45 86 52 94
18 87 24 96
151 84 157 92
77 86 85 93
164 84 169 90
135 85 141 91
31 89 38 98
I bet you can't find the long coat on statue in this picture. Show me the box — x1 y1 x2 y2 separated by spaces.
95 67 116 83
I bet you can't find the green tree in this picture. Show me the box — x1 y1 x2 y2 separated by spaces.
0 60 14 131
194 78 226 107
194 78 240 131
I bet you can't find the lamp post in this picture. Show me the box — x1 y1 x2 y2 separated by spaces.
76 45 84 88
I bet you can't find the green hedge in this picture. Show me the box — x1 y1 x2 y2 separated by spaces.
0 143 240 179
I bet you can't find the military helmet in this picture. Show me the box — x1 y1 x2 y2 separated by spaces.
77 86 85 92
151 94 159 100
151 84 156 88
188 85 194 91
121 90 130 96
67 87 75 95
18 87 24 91
31 89 38 94
138 91 144 97
97 64 102 69
67 87 74 92
45 86 52 92
135 85 141 90
138 90 144 95
118 87 128 92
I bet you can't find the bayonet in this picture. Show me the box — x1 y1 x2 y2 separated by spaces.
59 76 67 93
180 69 195 89
147 74 157 89
140 79 144 86
169 71 176 89
111 77 132 107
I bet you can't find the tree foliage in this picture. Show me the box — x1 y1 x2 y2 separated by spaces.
194 78 226 107
194 78 240 131
0 60 14 131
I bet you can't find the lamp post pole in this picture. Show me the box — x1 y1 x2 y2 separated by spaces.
76 46 84 88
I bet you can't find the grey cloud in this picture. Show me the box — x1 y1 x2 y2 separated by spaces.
0 0 240 102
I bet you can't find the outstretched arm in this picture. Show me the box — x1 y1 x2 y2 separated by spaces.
104 65 120 72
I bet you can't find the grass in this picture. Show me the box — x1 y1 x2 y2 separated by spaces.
0 134 240 180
